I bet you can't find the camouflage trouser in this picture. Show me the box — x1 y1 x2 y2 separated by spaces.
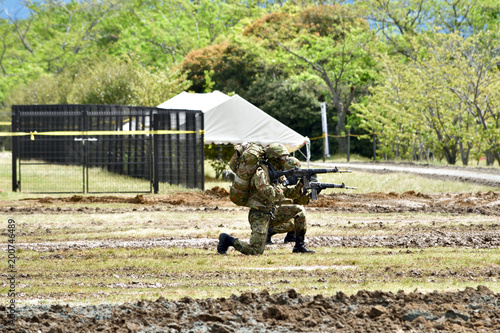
233 204 306 255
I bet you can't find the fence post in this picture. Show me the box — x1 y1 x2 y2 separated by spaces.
83 109 87 193
11 107 18 192
153 113 159 194
372 133 377 161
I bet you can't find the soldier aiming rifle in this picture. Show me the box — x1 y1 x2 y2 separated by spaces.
266 159 356 244
268 164 356 200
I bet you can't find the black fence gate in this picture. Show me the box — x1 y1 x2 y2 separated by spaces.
11 105 204 193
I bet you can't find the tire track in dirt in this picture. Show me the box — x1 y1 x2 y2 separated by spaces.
3 229 499 252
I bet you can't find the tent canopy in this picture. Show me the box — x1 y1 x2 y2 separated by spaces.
158 91 309 156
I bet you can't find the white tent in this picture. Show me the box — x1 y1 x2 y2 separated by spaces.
158 91 310 160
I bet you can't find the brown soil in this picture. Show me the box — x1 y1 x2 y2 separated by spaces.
1 188 500 332
7 186 500 216
3 286 499 332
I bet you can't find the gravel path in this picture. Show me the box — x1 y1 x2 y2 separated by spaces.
311 162 500 187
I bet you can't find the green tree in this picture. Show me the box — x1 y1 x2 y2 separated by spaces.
0 0 265 107
181 4 380 158
246 5 378 153
180 40 260 94
0 0 123 107
354 31 500 165
5 56 190 107
242 75 328 160
356 0 500 57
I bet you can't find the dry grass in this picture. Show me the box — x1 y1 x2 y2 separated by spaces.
7 246 500 305
1 205 499 305
1 152 499 306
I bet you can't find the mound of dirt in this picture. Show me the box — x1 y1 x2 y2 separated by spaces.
2 286 499 332
11 189 500 216
309 191 500 216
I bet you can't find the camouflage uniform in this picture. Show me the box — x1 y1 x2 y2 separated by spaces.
267 156 310 236
217 143 314 255
233 163 305 255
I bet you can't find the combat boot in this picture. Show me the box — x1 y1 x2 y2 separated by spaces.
266 228 277 245
292 233 315 254
283 231 296 243
217 233 237 254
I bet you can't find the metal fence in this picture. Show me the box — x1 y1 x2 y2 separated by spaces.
9 104 204 193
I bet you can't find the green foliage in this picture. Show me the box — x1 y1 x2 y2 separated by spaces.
204 144 235 179
203 70 215 93
354 30 500 165
355 0 500 58
180 40 260 94
1 0 499 166
181 4 380 158
5 57 190 107
0 0 119 103
0 0 264 106
254 5 378 154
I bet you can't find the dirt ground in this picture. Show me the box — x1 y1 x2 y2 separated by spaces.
3 285 500 333
1 186 500 332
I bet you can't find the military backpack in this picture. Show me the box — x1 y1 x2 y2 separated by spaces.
228 143 265 206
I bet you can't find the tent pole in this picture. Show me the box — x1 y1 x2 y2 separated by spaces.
307 139 311 168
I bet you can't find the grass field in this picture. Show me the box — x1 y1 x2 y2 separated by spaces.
2 155 497 199
2 195 499 305
0 151 200 195
1 151 499 306
2 150 499 195
12 246 500 305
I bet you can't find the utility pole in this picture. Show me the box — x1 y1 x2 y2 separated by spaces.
321 102 330 162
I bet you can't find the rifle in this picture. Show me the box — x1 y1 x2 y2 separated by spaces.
267 164 356 200
308 182 356 200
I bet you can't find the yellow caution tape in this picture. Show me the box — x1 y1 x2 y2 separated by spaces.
0 129 205 140
310 132 380 140
0 121 11 126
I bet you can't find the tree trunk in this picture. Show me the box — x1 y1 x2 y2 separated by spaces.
442 145 458 165
494 151 500 166
336 108 347 154
459 141 471 166
334 91 351 155
486 151 495 166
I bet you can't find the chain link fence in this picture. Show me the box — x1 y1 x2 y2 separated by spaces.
1 104 204 193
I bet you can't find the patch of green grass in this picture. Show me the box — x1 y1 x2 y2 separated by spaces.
0 152 208 195
317 170 497 193
2 151 498 196
6 247 499 305
323 153 500 168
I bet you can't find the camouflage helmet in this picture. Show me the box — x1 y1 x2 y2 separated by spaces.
265 143 289 160
284 156 301 170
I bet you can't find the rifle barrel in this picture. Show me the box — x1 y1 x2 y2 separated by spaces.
311 168 351 173
313 182 357 189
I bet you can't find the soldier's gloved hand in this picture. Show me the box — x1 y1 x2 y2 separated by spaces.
275 183 287 194
284 175 299 186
